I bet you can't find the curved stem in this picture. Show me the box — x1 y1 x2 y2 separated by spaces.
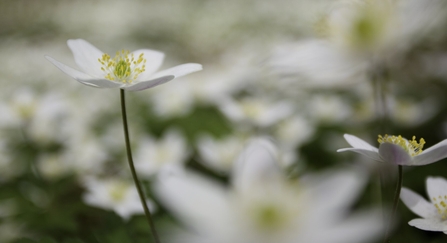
383 165 403 243
120 89 160 243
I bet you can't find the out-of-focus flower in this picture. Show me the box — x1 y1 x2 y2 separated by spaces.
218 97 293 128
149 81 194 118
134 129 188 177
400 177 447 234
270 0 447 87
82 177 155 220
45 39 202 91
338 134 447 166
273 115 314 150
155 138 381 243
197 134 246 173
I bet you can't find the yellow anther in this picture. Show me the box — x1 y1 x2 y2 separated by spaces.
98 50 147 83
378 134 425 157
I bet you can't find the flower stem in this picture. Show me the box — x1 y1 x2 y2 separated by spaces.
383 165 403 243
120 89 160 243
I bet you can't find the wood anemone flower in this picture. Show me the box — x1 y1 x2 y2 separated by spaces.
45 39 202 91
337 134 447 166
400 177 447 234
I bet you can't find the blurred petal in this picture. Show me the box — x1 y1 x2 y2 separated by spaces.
378 143 412 165
67 39 104 77
400 187 438 218
414 139 447 166
270 40 367 87
426 177 447 204
153 171 232 233
343 134 378 152
312 209 383 243
45 56 122 88
131 49 165 80
232 138 281 192
337 148 382 161
151 63 203 79
409 218 447 232
123 75 175 92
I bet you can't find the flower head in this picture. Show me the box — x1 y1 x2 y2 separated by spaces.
400 177 447 234
45 39 202 91
82 177 155 220
337 134 447 166
155 138 382 243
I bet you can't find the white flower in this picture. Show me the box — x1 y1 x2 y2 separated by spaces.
134 129 188 177
155 138 381 243
82 177 156 220
218 96 293 128
337 134 447 166
400 177 447 234
196 134 246 173
269 0 447 88
45 39 202 91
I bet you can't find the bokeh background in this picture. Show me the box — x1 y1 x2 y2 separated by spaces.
1 0 447 242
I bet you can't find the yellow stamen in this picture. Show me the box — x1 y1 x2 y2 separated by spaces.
378 134 425 157
98 50 146 84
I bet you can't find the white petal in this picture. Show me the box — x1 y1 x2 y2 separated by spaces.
378 143 413 165
408 218 447 232
45 56 122 88
123 75 175 92
426 177 447 204
413 139 447 166
400 187 438 218
153 171 232 233
306 170 367 216
67 39 104 77
151 63 203 79
232 138 281 192
337 148 382 161
343 134 378 152
130 49 165 80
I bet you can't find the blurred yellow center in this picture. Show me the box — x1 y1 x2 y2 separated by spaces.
98 50 146 84
433 196 447 220
109 183 128 202
378 134 425 157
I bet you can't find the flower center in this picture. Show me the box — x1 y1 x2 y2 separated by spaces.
378 134 425 157
254 204 287 230
433 196 447 220
98 50 146 84
108 182 129 202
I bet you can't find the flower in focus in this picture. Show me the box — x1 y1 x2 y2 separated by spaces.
82 177 155 220
45 39 202 91
400 177 447 234
337 134 447 166
155 138 381 243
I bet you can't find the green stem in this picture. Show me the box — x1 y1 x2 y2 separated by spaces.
383 165 403 243
120 89 160 243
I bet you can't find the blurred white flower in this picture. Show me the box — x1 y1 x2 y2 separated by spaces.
45 39 202 91
400 177 447 234
155 138 381 243
273 115 314 150
134 129 188 177
82 177 155 220
149 81 194 118
307 94 352 123
270 0 447 87
338 134 447 166
218 97 293 128
197 134 246 173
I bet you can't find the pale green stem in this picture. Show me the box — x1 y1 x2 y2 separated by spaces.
383 165 403 243
120 89 160 243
